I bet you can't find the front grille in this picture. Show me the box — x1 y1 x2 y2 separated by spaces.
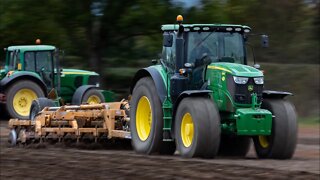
88 75 99 85
227 75 263 104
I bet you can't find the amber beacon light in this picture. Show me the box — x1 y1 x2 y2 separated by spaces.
176 15 183 23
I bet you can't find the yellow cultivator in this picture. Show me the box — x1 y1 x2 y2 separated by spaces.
8 101 130 146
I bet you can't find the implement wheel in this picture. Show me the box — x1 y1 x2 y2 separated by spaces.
8 129 18 146
6 80 45 119
130 77 163 154
253 99 297 159
30 98 56 121
175 97 220 158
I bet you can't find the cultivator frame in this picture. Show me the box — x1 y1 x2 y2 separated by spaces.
8 102 131 145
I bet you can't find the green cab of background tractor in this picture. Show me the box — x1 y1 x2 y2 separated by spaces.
0 43 114 119
130 15 297 159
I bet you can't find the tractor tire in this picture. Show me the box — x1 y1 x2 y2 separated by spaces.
130 77 163 154
8 129 18 147
218 135 251 157
253 99 297 159
82 89 105 104
73 88 105 105
6 80 45 119
175 97 220 158
29 98 56 121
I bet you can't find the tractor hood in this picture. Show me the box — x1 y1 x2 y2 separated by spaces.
61 69 98 76
207 62 263 77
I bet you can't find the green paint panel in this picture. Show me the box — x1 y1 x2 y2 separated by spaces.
208 62 263 77
101 90 115 102
235 108 272 135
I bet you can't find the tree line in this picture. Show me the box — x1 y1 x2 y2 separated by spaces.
0 0 319 76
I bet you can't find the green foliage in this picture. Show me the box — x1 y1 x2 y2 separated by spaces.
0 0 318 116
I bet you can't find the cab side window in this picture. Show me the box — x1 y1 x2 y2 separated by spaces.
24 52 36 71
162 31 176 72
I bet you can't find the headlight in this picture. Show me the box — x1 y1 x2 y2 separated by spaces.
254 77 264 84
96 83 100 87
233 76 248 84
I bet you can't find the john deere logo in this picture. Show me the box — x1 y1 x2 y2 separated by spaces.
248 85 254 91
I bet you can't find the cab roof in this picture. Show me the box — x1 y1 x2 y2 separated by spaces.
7 45 55 52
161 24 251 32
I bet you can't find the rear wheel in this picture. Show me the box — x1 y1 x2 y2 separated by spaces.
130 77 163 154
82 89 105 104
72 88 105 105
253 99 297 159
29 98 56 121
6 80 45 119
175 97 220 158
218 135 251 157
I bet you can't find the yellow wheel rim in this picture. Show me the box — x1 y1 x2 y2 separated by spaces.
181 113 194 147
258 136 269 148
136 96 152 141
13 89 38 117
87 95 101 104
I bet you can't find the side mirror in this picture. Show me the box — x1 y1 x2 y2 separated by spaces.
163 34 173 47
261 35 269 48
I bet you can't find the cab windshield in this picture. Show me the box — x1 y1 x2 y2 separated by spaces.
187 31 245 64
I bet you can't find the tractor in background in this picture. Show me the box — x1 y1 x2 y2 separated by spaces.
129 15 297 159
0 41 114 119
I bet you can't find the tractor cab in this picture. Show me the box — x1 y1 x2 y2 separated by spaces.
5 45 57 90
161 20 253 102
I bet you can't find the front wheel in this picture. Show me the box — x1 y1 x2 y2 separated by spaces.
6 80 45 119
253 99 297 159
175 97 220 158
130 77 163 154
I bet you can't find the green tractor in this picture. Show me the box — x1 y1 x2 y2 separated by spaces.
0 43 114 119
130 15 297 159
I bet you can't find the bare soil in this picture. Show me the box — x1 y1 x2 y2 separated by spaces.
0 120 319 179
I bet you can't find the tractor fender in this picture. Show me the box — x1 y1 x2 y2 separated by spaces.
173 90 212 117
130 67 167 103
72 85 97 105
170 90 212 138
263 90 292 99
0 72 47 95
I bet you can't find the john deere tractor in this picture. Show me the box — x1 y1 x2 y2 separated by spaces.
0 43 114 119
130 15 297 159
